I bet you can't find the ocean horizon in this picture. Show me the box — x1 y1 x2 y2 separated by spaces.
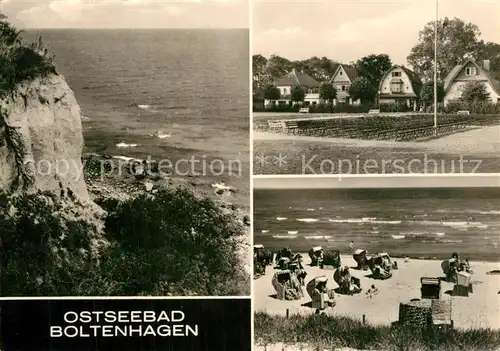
254 188 500 262
21 28 249 201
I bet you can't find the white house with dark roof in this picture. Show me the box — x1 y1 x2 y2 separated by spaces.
265 68 321 107
443 59 500 106
329 64 360 105
377 65 422 111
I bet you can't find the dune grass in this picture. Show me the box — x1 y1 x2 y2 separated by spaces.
254 312 500 351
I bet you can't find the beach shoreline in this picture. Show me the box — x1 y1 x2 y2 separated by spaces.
254 253 500 330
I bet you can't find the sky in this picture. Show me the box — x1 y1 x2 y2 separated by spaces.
254 175 500 189
252 0 500 65
0 0 249 28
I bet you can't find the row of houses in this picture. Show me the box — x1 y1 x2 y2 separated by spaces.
262 59 500 110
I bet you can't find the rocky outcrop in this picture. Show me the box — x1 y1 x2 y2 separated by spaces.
0 74 88 200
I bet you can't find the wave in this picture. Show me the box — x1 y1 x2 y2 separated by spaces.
116 142 140 148
211 182 236 192
273 235 297 239
392 234 405 240
261 230 269 233
288 231 299 235
328 218 401 225
436 232 445 236
411 220 488 228
149 131 172 139
306 208 315 211
296 218 319 223
437 209 500 215
112 155 141 162
276 217 287 221
304 235 333 240
137 104 150 110
470 210 500 215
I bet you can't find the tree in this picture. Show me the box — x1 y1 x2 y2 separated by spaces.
252 54 268 90
460 81 490 103
420 81 445 108
266 54 293 80
478 42 500 81
294 56 338 82
355 54 392 88
348 77 377 104
290 85 305 103
262 84 280 101
319 82 336 102
407 17 485 81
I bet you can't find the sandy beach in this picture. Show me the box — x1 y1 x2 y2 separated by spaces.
254 253 500 330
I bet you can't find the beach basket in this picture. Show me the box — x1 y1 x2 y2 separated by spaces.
398 300 432 328
431 299 452 324
456 271 471 287
420 277 441 299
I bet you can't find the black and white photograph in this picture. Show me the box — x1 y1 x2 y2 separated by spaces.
252 0 500 175
0 0 250 297
253 175 500 351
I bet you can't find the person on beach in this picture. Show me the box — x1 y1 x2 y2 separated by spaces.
349 241 354 251
366 284 379 298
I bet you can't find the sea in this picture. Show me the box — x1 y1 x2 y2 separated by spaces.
254 188 500 261
22 29 249 204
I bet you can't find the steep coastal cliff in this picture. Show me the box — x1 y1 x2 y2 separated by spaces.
0 74 88 199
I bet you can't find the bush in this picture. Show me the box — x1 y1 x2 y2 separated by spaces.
0 191 107 296
254 105 300 113
0 188 249 296
379 102 414 112
441 101 500 114
99 187 248 296
0 19 56 96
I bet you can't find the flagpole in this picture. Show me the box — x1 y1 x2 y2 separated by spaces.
434 0 438 136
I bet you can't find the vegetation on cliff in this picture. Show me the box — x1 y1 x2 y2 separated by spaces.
0 12 56 190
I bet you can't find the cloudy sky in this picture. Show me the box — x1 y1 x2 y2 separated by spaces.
253 0 500 65
254 175 500 189
0 0 249 28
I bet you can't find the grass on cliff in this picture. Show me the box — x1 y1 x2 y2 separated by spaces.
0 188 249 296
0 14 56 97
254 312 500 351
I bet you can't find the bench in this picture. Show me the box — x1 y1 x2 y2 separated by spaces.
368 109 380 114
284 121 299 134
299 107 310 113
267 120 287 133
457 110 470 115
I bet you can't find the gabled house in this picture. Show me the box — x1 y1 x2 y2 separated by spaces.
329 64 360 105
265 68 321 107
377 65 422 111
443 59 500 106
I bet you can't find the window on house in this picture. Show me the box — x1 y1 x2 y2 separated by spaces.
391 71 402 77
341 85 346 91
283 88 287 94
390 82 403 93
339 71 343 76
465 67 476 76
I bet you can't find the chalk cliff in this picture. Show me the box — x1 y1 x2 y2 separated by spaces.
0 74 89 200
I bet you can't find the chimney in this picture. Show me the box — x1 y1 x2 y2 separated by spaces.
483 59 490 71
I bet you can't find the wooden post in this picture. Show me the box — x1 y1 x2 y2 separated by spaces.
363 314 366 324
286 309 289 319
